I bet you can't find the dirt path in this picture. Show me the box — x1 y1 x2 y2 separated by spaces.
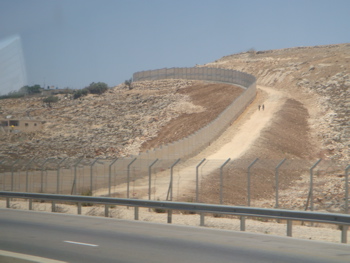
95 86 287 199
145 86 287 199
203 86 286 160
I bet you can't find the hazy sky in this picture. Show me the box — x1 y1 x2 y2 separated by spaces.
0 0 349 90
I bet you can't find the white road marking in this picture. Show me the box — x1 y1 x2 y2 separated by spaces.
64 240 99 247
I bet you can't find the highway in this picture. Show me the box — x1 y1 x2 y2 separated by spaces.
1 209 350 263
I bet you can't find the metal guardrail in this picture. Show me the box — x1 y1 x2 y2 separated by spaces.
1 191 349 243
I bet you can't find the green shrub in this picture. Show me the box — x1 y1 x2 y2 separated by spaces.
153 207 167 213
86 82 109 94
73 88 88 99
81 189 93 206
43 95 59 107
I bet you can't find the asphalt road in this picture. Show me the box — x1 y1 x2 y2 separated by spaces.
1 209 350 263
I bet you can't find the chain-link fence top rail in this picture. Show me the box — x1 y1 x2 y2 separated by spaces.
133 67 257 161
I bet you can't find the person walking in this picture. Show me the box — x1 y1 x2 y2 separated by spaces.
262 104 265 111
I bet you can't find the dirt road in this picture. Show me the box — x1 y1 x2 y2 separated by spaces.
95 86 287 200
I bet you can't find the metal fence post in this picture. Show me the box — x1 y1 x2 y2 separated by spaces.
56 158 67 194
108 158 118 197
306 159 322 211
40 158 51 193
166 159 181 201
11 160 19 191
71 158 83 195
345 165 350 214
196 158 206 202
127 158 137 199
275 158 286 208
247 158 259 206
25 158 35 192
220 158 231 204
148 159 158 201
90 158 100 194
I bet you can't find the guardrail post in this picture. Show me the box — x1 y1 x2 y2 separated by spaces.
287 220 293 237
247 158 259 206
240 216 246 231
166 159 181 201
0 160 4 191
77 203 82 215
167 210 172 224
127 158 137 199
200 213 205 226
275 158 286 208
148 159 158 201
71 158 83 195
56 158 67 194
6 197 10 208
28 199 32 210
345 165 350 214
306 159 322 211
341 226 348 244
135 206 139 220
220 158 231 204
52 201 56 212
90 158 100 194
25 158 35 192
108 158 118 197
11 160 19 191
196 158 206 202
105 205 109 217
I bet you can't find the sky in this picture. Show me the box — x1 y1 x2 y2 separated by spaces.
0 0 350 92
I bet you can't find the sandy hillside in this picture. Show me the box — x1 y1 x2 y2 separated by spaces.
0 43 349 211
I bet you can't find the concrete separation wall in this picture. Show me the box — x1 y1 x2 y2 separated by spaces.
133 67 257 160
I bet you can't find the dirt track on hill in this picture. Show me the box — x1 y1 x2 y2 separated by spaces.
99 84 322 206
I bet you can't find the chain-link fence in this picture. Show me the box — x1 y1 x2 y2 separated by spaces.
1 157 349 213
133 67 256 160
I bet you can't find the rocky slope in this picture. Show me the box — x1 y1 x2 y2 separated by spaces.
0 80 241 160
203 43 350 163
0 43 349 165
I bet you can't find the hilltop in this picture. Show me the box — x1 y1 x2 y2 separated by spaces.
0 80 242 160
203 43 350 163
0 43 349 164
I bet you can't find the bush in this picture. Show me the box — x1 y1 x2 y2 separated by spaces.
86 82 109 95
43 95 59 107
81 189 93 206
0 92 25 100
124 78 133 90
73 88 88 99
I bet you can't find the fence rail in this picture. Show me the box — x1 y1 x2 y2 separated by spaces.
1 191 349 243
0 158 349 215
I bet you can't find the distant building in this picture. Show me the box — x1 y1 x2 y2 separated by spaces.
0 35 27 95
0 117 44 133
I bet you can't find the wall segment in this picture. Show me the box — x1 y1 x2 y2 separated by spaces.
133 67 256 160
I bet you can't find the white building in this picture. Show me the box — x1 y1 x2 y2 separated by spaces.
0 35 27 95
